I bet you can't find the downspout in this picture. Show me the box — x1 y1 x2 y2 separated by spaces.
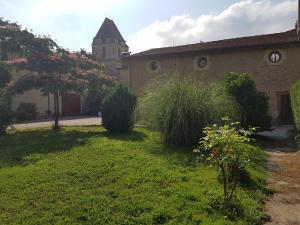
298 0 300 35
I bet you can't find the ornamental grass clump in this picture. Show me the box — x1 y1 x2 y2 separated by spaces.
136 77 239 146
194 118 254 201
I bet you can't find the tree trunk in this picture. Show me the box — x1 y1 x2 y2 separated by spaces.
221 163 228 200
53 91 60 130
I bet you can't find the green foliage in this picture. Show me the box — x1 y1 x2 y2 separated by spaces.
0 126 267 224
0 65 11 88
224 73 271 130
136 77 239 146
102 84 137 133
0 88 13 135
16 103 38 121
290 80 300 132
194 119 255 201
1 17 111 129
82 74 114 116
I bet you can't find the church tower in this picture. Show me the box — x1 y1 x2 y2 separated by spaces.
92 18 129 73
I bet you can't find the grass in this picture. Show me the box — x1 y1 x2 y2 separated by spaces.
0 126 267 225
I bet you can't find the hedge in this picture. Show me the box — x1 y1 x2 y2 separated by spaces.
290 80 300 131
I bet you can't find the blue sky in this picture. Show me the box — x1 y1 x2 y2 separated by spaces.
0 0 298 53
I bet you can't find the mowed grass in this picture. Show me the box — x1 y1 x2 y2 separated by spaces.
0 126 266 225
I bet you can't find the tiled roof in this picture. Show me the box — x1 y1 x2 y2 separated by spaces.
94 18 125 42
129 29 300 58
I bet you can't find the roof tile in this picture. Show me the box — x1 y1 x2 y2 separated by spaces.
130 29 300 57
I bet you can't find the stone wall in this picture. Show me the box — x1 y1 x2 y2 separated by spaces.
121 45 300 123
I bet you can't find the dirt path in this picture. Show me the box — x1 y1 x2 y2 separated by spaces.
265 150 300 225
12 116 101 130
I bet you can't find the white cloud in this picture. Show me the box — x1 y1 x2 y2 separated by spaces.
0 0 128 51
128 0 297 53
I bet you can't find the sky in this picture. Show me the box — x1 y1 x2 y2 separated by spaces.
0 0 298 53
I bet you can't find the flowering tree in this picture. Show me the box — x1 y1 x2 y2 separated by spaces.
1 18 113 129
194 118 254 201
13 50 111 129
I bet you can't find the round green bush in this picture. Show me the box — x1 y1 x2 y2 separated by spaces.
16 103 38 121
102 84 137 133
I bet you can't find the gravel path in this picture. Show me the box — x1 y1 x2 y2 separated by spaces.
265 150 300 225
12 116 101 130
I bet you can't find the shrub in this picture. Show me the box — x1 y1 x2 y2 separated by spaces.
102 84 137 133
16 103 38 121
290 80 300 132
136 77 239 146
224 73 271 130
0 88 14 135
82 89 103 116
0 66 11 88
194 119 254 201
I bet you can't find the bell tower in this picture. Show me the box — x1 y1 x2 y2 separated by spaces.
92 18 129 73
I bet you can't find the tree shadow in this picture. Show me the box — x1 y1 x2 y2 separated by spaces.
99 130 148 142
0 129 100 168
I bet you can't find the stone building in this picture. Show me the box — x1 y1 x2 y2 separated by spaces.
120 24 300 125
92 18 129 74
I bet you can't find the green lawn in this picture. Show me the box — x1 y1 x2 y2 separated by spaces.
0 126 267 225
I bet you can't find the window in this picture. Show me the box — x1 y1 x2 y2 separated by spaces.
194 56 209 70
147 60 160 73
197 57 208 68
269 51 281 63
102 47 106 59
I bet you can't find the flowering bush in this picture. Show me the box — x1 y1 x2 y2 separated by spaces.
194 118 254 201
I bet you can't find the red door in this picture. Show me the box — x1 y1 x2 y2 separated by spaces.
62 93 81 116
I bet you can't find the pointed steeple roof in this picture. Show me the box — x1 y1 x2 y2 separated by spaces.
94 18 125 42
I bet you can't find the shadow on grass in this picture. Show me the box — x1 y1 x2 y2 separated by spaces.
100 130 148 142
0 129 100 168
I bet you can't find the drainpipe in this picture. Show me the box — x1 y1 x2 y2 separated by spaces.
298 0 300 35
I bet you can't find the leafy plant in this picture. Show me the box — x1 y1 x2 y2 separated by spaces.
224 73 271 130
16 103 38 121
82 74 115 116
136 76 239 146
0 64 13 135
102 84 137 133
0 66 11 88
194 118 254 201
0 88 14 135
290 80 300 132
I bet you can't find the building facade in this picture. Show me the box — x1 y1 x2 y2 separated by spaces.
120 27 300 125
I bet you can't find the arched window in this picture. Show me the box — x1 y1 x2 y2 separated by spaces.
102 47 106 59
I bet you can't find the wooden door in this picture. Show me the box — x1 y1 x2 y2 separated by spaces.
279 94 293 125
62 93 81 116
